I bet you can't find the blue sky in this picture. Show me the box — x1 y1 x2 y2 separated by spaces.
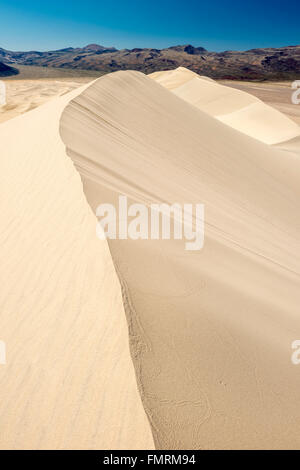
0 0 299 52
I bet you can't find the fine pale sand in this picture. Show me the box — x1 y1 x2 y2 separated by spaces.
60 70 300 449
150 67 300 144
220 79 300 127
1 67 300 449
0 78 92 123
0 86 154 449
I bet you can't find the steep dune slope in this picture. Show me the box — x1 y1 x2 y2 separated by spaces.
60 71 300 449
0 88 154 449
150 67 300 144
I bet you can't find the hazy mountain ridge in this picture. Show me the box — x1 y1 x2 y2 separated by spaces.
1 43 300 79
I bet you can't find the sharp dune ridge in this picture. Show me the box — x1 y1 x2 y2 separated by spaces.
0 84 154 450
1 67 300 449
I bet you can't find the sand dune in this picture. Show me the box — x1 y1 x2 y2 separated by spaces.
150 67 300 144
220 80 300 127
0 86 154 449
59 71 300 449
1 68 300 449
149 66 215 89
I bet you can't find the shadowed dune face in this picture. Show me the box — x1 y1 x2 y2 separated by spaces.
60 71 300 449
150 67 300 144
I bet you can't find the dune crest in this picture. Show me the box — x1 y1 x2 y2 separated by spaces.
0 86 154 449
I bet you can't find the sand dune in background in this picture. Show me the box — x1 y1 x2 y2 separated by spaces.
150 67 300 144
60 71 300 449
0 87 154 449
150 66 215 89
220 80 300 127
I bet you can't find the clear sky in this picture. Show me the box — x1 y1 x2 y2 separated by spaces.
0 0 299 52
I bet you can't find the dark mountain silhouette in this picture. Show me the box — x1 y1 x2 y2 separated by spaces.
0 61 19 77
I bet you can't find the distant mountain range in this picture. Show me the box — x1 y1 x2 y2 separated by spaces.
1 43 300 80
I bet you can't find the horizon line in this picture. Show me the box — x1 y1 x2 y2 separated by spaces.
1 42 300 54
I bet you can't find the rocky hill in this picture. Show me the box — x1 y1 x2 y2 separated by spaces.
0 61 19 77
1 43 300 80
